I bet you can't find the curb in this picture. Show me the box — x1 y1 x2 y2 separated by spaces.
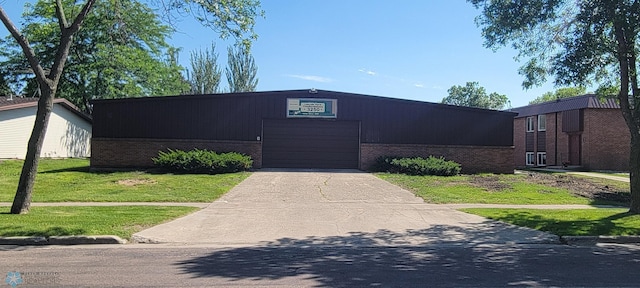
560 235 640 246
0 235 126 245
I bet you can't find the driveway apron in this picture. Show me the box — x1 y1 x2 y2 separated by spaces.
133 170 558 246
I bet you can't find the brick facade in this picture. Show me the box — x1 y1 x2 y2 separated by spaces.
582 109 630 171
361 143 514 174
513 117 526 167
513 109 630 171
91 138 262 168
92 138 514 174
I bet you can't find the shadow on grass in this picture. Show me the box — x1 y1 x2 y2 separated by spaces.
589 192 631 207
174 226 640 287
0 225 85 237
484 211 639 236
38 165 91 174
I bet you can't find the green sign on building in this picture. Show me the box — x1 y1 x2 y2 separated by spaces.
287 98 337 118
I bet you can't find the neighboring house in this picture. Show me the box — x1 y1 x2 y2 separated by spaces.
0 96 92 159
91 89 516 173
511 94 630 171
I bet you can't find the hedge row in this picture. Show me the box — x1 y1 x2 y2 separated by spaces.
374 156 461 176
152 149 252 174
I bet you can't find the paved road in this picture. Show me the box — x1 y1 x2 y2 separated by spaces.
1 243 640 287
133 170 557 245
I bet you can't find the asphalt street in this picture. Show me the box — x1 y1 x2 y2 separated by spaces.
1 243 640 287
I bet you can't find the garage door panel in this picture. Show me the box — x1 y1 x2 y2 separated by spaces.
262 119 360 169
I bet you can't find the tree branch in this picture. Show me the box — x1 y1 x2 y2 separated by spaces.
49 0 96 83
55 0 69 30
0 7 49 87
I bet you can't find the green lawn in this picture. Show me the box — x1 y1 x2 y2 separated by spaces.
0 159 250 202
463 208 640 236
376 173 610 205
0 206 198 239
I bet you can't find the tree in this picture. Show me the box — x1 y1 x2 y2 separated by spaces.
0 0 189 113
0 70 11 96
441 81 509 110
0 0 262 214
225 46 258 92
469 0 640 213
187 43 222 94
529 87 588 104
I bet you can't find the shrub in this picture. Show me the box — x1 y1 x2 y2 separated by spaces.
152 149 252 174
374 156 461 176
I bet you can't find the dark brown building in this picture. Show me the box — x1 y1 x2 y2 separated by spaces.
511 94 630 171
91 89 516 173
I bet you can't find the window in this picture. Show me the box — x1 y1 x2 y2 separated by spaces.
526 117 534 132
538 114 546 131
537 152 547 166
526 152 535 166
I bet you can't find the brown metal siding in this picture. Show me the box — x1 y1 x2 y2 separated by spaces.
92 90 515 146
262 119 359 169
537 131 546 151
562 109 583 132
525 132 534 151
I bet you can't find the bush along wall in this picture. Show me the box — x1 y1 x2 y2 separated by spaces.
152 149 253 174
374 156 461 176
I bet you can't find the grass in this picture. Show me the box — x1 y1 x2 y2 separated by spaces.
376 173 599 205
0 159 250 202
462 208 640 236
0 206 199 239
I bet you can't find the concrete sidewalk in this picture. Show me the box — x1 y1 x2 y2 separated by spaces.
132 170 559 246
527 168 630 182
567 172 630 182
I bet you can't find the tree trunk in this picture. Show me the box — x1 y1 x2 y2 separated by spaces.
630 135 640 213
11 87 54 214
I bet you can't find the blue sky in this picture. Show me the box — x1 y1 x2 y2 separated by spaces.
1 1 560 108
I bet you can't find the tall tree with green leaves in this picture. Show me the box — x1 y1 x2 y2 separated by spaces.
225 46 258 92
529 87 588 104
0 0 189 113
469 0 640 213
187 43 222 94
0 70 11 96
441 81 509 110
0 0 262 214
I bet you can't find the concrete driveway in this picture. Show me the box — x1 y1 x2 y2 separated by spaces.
133 170 558 246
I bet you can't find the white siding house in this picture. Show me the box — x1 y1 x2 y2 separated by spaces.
0 96 92 159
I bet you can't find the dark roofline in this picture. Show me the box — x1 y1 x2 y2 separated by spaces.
89 89 517 116
0 97 92 123
509 94 620 118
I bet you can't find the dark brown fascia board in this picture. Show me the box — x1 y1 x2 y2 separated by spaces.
89 89 518 117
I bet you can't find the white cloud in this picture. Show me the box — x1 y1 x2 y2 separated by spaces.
431 85 444 90
287 74 333 83
358 68 376 76
414 83 425 88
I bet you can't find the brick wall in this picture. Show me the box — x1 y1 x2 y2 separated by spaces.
513 117 526 167
555 112 570 165
545 113 558 166
360 143 514 174
582 109 630 171
91 138 262 168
